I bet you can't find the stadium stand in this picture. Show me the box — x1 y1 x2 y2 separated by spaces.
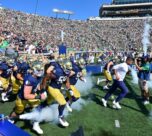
0 7 151 54
100 0 152 17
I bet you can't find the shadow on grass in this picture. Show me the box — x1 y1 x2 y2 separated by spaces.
71 126 116 136
81 93 106 106
20 120 39 136
20 120 46 136
71 126 84 136
120 103 142 113
82 93 116 110
125 80 149 116
88 83 149 115
91 129 116 136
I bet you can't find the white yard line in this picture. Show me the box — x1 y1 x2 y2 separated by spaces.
115 120 120 128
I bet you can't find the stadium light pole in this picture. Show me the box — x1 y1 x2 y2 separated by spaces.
32 0 39 33
53 9 59 18
53 9 74 20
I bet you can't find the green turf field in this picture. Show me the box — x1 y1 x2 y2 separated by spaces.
1 76 152 136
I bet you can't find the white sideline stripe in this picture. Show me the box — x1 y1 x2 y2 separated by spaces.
115 120 120 128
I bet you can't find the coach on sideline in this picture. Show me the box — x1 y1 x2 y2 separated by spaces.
101 57 133 109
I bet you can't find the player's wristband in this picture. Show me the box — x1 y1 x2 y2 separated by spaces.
35 94 41 99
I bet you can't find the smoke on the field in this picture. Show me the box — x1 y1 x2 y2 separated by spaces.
131 69 152 88
20 98 87 123
20 104 59 123
19 74 93 123
142 21 151 55
148 74 152 88
131 68 138 84
76 74 94 95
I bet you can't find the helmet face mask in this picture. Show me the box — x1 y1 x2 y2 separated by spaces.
64 61 72 70
78 58 86 69
7 59 15 67
0 56 6 63
34 70 44 77
57 58 64 67
33 63 44 77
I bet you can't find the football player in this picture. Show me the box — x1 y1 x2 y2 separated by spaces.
97 58 116 90
65 58 86 112
9 62 47 135
0 58 12 102
40 55 70 127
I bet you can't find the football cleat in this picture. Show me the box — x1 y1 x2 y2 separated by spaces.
113 101 121 109
32 122 43 135
101 98 107 107
103 86 109 90
59 116 69 127
143 100 150 105
97 78 107 85
66 103 72 112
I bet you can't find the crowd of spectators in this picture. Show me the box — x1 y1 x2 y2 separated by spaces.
0 7 151 56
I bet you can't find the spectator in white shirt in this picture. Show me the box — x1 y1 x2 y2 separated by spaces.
89 54 95 64
28 44 35 54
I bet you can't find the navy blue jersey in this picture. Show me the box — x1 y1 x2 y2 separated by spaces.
15 62 22 70
13 62 29 79
69 62 82 85
49 62 66 89
18 74 40 100
20 62 30 72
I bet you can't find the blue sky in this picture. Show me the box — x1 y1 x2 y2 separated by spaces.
0 0 111 20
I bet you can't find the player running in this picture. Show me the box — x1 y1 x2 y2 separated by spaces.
97 58 116 90
101 57 133 109
40 55 71 127
65 58 86 112
9 62 47 135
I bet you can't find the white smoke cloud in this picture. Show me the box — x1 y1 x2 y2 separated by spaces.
20 104 59 123
148 74 152 88
131 68 138 84
142 22 151 55
20 99 88 123
75 74 94 95
131 68 152 89
71 98 87 111
20 74 94 123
